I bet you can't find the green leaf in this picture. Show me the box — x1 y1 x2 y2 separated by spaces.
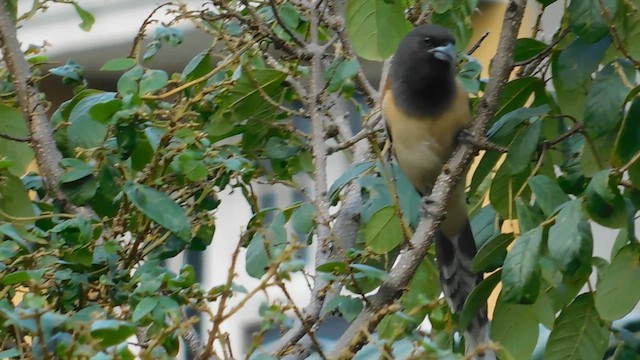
406 257 441 302
123 182 191 240
528 175 569 216
459 57 482 94
72 2 95 31
487 105 549 140
63 175 98 205
548 199 593 274
0 349 19 358
68 92 116 149
139 69 168 95
567 0 617 42
155 26 183 46
537 0 557 6
0 173 35 223
490 295 539 360
556 36 611 90
316 261 348 274
59 158 93 183
494 77 543 120
329 161 375 204
614 98 640 186
181 49 212 82
0 224 30 250
264 137 300 159
326 58 359 93
513 38 548 63
100 58 136 71
338 296 363 322
90 320 136 347
174 150 207 181
89 99 122 124
117 66 144 96
515 198 545 233
469 151 500 194
0 105 34 176
460 270 501 329
291 202 316 234
2 269 45 285
489 160 530 219
501 226 543 304
364 205 403 254
583 169 627 228
132 297 159 322
595 244 640 321
350 263 388 281
345 0 412 61
430 0 453 13
503 119 542 175
218 69 287 121
544 294 609 360
49 59 84 83
470 205 500 248
245 213 286 278
604 1 640 62
471 233 514 273
50 215 92 245
584 60 635 139
533 287 556 329
431 6 474 50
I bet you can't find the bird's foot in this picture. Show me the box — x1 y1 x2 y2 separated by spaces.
420 195 444 221
458 129 508 153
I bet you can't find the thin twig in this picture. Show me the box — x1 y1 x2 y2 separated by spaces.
542 121 583 148
203 239 243 359
129 2 173 60
618 151 640 174
514 28 569 67
0 132 28 142
275 278 328 360
327 120 383 154
467 32 490 56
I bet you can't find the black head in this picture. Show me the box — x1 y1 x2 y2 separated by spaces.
390 24 458 117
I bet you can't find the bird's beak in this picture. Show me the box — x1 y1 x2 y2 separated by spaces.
429 43 456 63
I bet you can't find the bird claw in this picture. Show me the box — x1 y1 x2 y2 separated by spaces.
420 195 443 220
458 128 477 146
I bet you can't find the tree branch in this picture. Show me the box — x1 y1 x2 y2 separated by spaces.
0 1 89 216
328 0 528 357
271 5 337 358
0 132 28 142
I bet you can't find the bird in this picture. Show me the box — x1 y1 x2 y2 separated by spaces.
382 24 495 360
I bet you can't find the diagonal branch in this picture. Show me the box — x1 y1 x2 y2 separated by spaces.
0 1 89 216
327 0 528 358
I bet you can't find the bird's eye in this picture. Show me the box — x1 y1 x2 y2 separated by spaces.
424 36 432 46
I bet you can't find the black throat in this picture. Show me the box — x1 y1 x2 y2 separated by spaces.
390 66 457 118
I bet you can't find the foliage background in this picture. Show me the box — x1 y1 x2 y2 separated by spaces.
0 0 639 359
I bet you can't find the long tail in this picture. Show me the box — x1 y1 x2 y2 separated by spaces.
435 220 496 360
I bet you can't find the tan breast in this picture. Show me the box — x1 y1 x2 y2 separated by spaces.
382 78 471 195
